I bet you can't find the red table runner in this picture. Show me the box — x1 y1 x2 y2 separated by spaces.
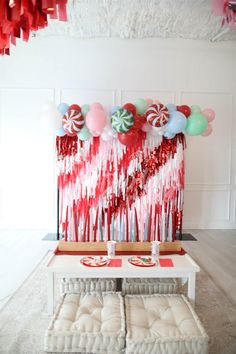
54 247 186 256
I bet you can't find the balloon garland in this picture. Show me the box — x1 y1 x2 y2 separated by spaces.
48 98 215 142
49 98 215 242
0 0 68 55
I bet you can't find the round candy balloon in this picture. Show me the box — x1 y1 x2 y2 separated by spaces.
55 127 66 137
90 102 104 111
86 109 107 132
78 126 91 141
81 104 90 117
118 129 139 146
132 115 146 131
110 105 121 115
202 108 215 122
111 108 134 133
135 98 148 115
166 111 187 134
166 103 176 113
202 123 213 137
69 104 81 112
63 109 84 136
164 131 176 139
185 113 208 136
191 105 201 113
177 105 191 118
57 102 69 116
145 103 169 127
123 103 136 116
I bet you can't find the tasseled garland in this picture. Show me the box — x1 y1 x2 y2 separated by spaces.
56 133 186 242
56 135 78 159
0 0 67 55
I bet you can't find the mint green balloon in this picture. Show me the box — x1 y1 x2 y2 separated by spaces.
78 126 91 141
191 105 201 113
185 113 208 136
81 104 90 117
135 98 147 115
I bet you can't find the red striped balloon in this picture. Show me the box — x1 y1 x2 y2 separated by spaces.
145 104 169 127
63 109 84 136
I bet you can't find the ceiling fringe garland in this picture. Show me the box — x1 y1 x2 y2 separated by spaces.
212 0 236 27
0 0 68 55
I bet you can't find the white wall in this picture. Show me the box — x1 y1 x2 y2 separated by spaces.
0 36 235 230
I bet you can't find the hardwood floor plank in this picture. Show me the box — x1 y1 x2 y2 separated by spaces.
183 229 236 306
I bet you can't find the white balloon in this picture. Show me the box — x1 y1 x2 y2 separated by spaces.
40 101 62 131
101 132 112 141
151 126 166 136
41 101 56 113
150 127 160 136
102 124 116 138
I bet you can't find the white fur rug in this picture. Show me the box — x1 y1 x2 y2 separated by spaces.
0 253 236 354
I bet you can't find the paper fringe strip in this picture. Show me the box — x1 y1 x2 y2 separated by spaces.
56 133 186 243
0 0 68 55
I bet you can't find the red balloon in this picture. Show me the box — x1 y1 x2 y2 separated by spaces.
138 130 146 141
132 115 146 131
69 104 81 112
177 105 191 118
118 129 139 146
123 103 136 116
139 115 147 125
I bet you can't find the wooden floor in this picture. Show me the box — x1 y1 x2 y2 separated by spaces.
0 229 235 309
183 229 236 306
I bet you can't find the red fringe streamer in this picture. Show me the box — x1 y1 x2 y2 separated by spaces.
0 0 68 55
57 133 186 242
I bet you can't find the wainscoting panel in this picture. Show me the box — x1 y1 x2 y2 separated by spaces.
0 88 56 229
182 92 232 186
120 90 175 106
60 89 116 108
184 190 230 224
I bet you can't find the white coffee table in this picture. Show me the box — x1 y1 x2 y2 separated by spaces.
46 253 200 315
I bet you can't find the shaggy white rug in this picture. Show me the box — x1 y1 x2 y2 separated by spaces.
0 252 236 354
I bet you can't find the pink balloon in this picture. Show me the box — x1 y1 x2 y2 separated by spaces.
146 98 153 106
86 109 107 131
91 130 102 137
153 99 161 105
90 102 104 111
202 108 215 122
202 123 213 137
142 122 151 132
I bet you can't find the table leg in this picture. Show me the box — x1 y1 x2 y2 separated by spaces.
47 272 54 316
187 272 196 307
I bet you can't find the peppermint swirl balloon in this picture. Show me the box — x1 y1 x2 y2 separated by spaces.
63 109 84 136
111 108 134 133
145 103 169 127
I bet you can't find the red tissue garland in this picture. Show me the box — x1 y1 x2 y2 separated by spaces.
0 0 68 55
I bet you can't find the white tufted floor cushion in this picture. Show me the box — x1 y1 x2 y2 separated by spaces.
125 294 209 354
61 278 117 294
122 278 178 295
44 292 126 353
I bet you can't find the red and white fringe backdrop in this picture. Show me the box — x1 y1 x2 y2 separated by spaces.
56 133 186 243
